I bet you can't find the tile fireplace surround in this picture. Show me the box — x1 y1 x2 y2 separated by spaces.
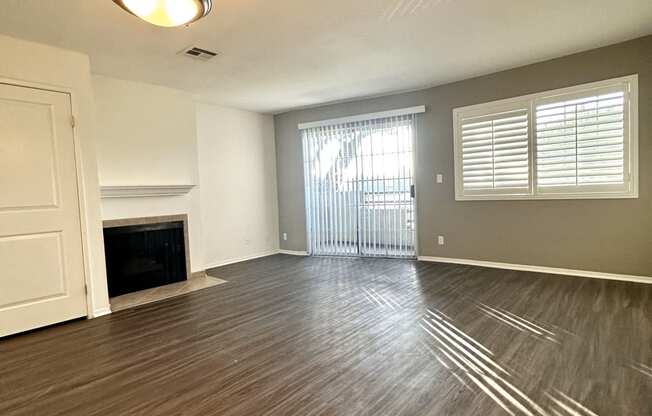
103 214 193 281
102 214 228 311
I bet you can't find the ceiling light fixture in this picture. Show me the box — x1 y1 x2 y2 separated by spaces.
113 0 212 27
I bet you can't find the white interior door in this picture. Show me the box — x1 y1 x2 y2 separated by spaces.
0 83 87 337
302 114 417 258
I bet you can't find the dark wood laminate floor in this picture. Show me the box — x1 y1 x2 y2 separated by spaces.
1 255 650 416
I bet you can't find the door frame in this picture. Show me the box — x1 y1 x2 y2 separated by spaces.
0 77 94 318
411 112 421 258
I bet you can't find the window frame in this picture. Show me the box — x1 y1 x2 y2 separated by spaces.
453 75 638 201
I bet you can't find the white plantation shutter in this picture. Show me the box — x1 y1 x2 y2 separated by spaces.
453 75 637 200
535 85 630 193
461 110 529 193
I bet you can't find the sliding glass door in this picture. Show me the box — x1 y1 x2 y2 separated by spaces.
302 114 417 258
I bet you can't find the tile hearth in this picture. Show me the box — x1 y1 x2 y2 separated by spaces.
110 274 227 312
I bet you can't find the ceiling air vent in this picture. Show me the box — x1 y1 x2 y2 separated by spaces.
180 46 219 61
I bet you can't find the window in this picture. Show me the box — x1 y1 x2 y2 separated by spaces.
459 104 531 198
453 75 638 200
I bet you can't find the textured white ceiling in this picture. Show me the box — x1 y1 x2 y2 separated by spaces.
0 0 650 113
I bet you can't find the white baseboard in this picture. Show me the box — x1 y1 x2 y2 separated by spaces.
417 256 652 285
204 249 279 270
91 307 112 318
279 249 309 256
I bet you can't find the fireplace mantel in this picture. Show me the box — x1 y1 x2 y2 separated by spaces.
100 185 195 198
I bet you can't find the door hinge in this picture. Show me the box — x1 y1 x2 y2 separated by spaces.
84 284 88 295
71 115 77 128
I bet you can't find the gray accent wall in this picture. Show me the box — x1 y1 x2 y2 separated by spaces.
274 35 652 276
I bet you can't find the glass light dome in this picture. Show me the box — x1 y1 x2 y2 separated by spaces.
113 0 212 27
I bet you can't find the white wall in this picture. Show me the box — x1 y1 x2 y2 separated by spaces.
0 34 110 316
196 103 279 268
93 75 199 186
94 76 280 273
93 75 204 272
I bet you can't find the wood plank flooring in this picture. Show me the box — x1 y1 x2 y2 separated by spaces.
1 254 650 415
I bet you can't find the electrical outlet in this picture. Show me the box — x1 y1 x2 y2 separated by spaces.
282 233 288 241
437 235 445 245
436 174 443 184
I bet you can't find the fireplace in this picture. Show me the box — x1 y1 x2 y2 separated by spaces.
103 215 191 298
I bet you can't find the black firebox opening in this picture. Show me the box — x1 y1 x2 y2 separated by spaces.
104 221 187 298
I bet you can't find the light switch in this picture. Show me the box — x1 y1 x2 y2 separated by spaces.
436 174 443 184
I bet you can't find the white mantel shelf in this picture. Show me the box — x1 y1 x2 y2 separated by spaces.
100 185 196 198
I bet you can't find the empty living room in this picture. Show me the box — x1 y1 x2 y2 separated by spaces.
1 1 651 415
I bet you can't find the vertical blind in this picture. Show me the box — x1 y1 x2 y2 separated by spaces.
302 114 417 258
